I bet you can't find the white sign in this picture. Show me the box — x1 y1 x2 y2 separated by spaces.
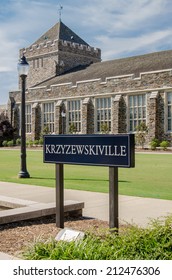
55 228 85 242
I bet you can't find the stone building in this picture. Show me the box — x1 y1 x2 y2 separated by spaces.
8 20 172 146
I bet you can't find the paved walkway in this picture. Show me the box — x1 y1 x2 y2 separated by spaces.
0 181 172 259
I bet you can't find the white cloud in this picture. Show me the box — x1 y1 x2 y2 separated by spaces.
73 0 168 32
1 0 172 104
98 28 172 60
0 0 58 72
0 30 21 71
0 0 59 103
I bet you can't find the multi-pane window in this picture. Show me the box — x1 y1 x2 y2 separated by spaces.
68 100 81 132
129 94 146 132
167 93 172 131
43 103 54 133
96 97 111 132
33 58 43 68
25 104 32 133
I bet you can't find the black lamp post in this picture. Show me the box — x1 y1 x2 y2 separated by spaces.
17 55 30 178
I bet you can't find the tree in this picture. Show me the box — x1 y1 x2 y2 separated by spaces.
135 122 148 149
0 120 15 146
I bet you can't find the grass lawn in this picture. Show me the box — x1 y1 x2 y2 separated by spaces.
0 149 172 200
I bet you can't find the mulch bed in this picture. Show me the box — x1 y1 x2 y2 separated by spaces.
0 215 109 258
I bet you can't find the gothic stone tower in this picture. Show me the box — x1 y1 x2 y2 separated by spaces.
19 21 101 88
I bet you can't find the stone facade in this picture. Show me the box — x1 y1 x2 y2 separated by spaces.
19 21 101 89
19 39 101 89
7 21 172 146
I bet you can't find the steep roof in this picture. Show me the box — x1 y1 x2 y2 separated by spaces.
32 21 89 46
35 48 172 88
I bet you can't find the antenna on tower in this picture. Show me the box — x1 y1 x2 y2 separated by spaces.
58 4 63 22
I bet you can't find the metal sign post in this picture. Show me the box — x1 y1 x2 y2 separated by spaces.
44 134 135 230
55 163 64 228
109 167 118 230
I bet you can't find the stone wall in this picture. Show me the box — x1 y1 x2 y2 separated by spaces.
9 68 172 145
20 39 101 88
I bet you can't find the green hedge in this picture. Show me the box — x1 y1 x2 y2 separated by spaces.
22 215 172 260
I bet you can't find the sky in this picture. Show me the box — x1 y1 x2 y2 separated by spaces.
1 0 172 105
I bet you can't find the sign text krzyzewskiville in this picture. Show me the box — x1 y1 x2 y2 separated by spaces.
44 134 135 168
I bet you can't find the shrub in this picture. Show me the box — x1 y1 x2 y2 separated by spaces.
16 138 21 146
22 215 172 260
2 140 8 147
42 125 50 135
101 122 109 134
7 140 14 147
39 138 43 145
160 140 169 150
150 138 160 150
69 123 77 134
30 140 34 147
33 140 39 146
27 140 33 147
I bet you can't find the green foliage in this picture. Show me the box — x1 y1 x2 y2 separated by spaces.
136 122 148 132
2 140 8 147
23 216 172 260
135 122 148 149
100 122 109 134
28 140 33 147
39 138 43 145
38 125 50 143
26 140 34 147
16 138 21 146
7 140 14 147
41 125 50 135
160 140 169 150
33 140 39 146
69 123 77 134
150 138 160 150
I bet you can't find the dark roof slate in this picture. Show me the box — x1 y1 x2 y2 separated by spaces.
35 49 172 88
32 21 89 46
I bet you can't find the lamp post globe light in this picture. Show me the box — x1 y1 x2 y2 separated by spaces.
17 55 30 178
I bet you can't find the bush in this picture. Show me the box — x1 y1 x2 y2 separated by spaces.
22 216 172 260
33 140 39 146
160 140 169 150
39 138 43 145
101 122 109 134
150 138 160 150
2 140 8 147
42 125 50 135
7 140 14 147
16 138 21 146
28 140 33 147
69 123 77 134
26 140 33 147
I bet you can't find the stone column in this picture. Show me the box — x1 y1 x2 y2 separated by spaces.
81 97 90 134
148 91 158 141
55 100 63 134
111 95 122 134
32 103 41 140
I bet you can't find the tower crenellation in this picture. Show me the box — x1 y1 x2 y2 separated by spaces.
20 37 101 88
21 39 101 59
